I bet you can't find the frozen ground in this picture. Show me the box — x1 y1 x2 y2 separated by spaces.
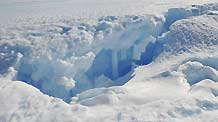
1 0 218 122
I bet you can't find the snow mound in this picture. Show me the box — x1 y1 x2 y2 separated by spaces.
154 15 218 60
190 79 218 97
178 61 218 85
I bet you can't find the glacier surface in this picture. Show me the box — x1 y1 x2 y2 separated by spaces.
1 1 218 122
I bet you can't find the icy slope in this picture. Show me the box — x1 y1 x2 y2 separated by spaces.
1 1 218 122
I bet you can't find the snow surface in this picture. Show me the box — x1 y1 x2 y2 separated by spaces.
1 0 218 122
0 0 217 23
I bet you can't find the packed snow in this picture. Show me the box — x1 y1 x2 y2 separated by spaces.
1 0 218 122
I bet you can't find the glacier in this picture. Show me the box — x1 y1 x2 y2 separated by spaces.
1 1 218 122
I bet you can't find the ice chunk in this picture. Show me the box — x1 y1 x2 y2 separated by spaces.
190 79 218 97
178 61 218 85
111 50 119 79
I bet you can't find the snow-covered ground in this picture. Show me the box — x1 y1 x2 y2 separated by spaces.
0 0 217 23
1 0 218 122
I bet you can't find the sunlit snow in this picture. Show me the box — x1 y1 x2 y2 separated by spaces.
1 0 218 122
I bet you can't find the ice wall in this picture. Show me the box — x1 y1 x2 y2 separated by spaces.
87 15 164 82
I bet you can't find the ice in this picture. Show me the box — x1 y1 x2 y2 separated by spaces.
190 79 218 97
111 50 119 79
178 61 218 85
1 1 218 122
1 3 218 103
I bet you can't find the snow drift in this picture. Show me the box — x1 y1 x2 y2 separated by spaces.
1 1 218 122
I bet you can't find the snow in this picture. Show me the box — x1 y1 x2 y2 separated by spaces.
0 0 217 23
1 0 218 122
178 61 218 85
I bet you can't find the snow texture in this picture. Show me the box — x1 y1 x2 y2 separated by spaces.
1 1 218 122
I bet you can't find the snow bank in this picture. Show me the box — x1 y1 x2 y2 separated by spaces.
1 2 218 122
1 3 218 102
0 15 165 101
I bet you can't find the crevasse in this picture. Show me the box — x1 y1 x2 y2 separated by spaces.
1 3 218 102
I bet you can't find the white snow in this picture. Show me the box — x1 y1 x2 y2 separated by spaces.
1 0 218 122
0 0 217 23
